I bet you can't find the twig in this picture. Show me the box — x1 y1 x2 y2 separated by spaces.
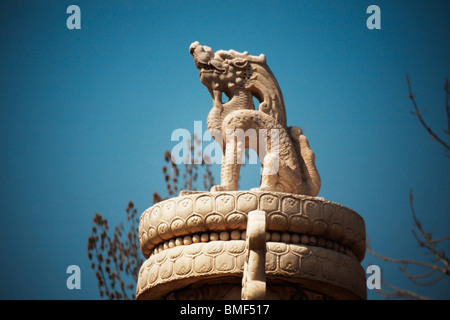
379 280 433 300
409 190 450 271
406 75 450 152
366 189 450 298
444 78 449 134
366 246 447 275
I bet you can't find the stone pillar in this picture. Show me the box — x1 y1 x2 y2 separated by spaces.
136 191 366 300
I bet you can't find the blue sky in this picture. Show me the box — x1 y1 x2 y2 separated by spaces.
0 0 448 299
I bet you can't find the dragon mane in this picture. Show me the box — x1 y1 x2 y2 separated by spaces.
213 49 288 127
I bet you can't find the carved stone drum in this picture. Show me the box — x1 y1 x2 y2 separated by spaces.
136 191 366 300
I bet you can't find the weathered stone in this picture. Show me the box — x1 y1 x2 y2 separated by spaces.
135 44 366 300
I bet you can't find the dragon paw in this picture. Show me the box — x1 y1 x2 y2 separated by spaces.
210 185 237 192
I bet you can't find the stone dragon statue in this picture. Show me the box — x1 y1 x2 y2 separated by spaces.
190 42 320 197
136 43 366 301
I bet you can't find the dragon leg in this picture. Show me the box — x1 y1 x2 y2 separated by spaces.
211 137 243 192
259 152 283 192
210 110 257 191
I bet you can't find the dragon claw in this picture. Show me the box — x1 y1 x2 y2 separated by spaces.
210 185 237 192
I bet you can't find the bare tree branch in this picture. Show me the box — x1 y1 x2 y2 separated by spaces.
88 136 214 299
367 76 450 299
406 74 450 153
367 189 450 299
366 246 447 276
444 78 450 135
378 280 433 300
409 190 449 271
87 203 142 299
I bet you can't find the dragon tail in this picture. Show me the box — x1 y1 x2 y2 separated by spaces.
288 126 321 197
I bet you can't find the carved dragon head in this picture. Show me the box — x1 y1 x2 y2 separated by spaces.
190 41 287 126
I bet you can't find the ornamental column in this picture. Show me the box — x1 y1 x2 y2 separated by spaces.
136 191 366 300
136 42 366 300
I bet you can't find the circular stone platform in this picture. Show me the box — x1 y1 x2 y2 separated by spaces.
136 191 366 300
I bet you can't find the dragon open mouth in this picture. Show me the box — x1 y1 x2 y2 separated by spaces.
197 60 226 75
